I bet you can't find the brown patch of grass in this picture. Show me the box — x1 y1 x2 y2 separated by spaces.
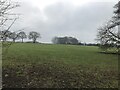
2 63 118 88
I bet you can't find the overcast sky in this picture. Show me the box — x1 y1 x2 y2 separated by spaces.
11 0 118 43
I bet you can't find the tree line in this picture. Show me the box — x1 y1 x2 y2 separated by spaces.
52 36 99 46
0 30 41 43
52 36 79 45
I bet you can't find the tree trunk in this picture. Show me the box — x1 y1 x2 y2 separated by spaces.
33 38 36 43
22 38 23 43
13 39 15 42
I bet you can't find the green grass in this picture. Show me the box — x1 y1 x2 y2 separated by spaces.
2 43 118 88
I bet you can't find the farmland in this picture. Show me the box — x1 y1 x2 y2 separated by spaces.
2 43 118 88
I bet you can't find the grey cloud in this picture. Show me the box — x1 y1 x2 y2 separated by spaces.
12 1 116 43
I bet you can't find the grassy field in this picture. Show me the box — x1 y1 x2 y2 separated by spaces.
2 43 118 88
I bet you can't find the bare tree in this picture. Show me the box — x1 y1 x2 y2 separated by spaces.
28 31 41 43
18 31 27 43
97 22 119 50
0 0 20 55
113 1 120 20
0 0 19 41
97 1 120 51
0 30 11 41
0 0 19 27
9 32 19 42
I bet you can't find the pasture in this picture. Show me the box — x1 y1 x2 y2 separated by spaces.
2 43 118 88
